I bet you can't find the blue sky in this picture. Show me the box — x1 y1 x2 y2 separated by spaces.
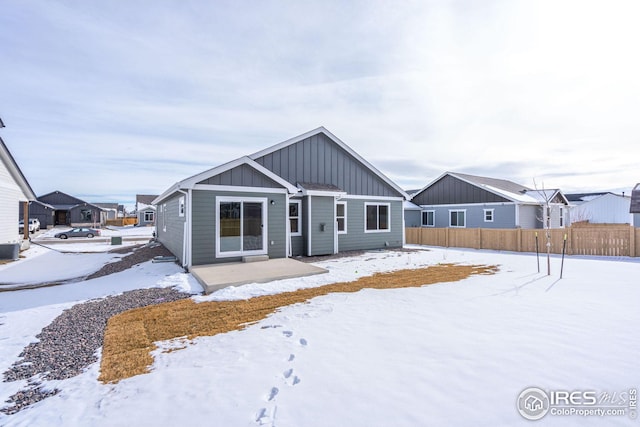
1 0 639 208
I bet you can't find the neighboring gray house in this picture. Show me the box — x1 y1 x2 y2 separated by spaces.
1 127 36 259
154 127 409 267
566 192 633 225
136 194 157 226
631 184 640 226
23 191 106 228
408 172 569 229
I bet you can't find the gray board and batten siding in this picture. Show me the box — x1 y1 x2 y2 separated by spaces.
156 193 186 264
412 174 511 206
198 163 283 189
253 132 401 198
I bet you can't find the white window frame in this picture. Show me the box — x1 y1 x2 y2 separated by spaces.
449 209 466 228
179 196 185 217
484 209 494 223
364 202 391 233
215 196 268 258
559 207 565 227
336 201 347 234
289 200 302 237
422 210 435 227
144 211 155 222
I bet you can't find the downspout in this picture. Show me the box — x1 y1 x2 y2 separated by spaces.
177 189 190 269
307 196 312 256
285 192 291 258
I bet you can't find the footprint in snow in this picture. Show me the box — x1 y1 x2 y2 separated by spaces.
299 338 307 346
267 387 279 402
282 330 293 338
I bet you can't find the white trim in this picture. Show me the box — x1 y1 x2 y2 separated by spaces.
515 204 520 228
249 127 409 200
449 209 466 228
418 202 519 208
187 188 193 267
336 201 347 235
162 203 167 232
215 196 268 259
192 184 289 194
483 208 494 222
178 196 185 217
333 200 338 254
307 197 312 256
343 195 404 201
285 193 291 257
364 202 391 233
421 210 435 227
299 189 347 198
289 200 302 237
154 157 298 205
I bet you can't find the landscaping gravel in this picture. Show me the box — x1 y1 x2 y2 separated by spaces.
1 242 191 415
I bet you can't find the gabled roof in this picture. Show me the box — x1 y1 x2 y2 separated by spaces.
412 171 539 204
136 195 158 205
411 171 569 205
0 136 36 200
631 183 640 213
154 156 299 204
565 192 610 202
250 127 409 200
36 190 105 211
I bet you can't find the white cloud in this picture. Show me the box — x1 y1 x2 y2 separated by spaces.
1 0 638 200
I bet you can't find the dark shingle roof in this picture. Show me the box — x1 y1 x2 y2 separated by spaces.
136 194 158 205
451 172 530 195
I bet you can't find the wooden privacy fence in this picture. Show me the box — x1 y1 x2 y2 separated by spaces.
105 218 138 227
406 225 640 257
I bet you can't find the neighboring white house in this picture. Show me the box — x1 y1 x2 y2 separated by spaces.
136 194 157 226
0 123 36 259
566 192 633 225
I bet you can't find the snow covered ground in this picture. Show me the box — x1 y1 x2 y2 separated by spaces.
1 246 639 426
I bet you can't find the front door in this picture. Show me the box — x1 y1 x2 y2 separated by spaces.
216 197 267 258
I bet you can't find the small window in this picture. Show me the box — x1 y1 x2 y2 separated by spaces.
289 200 301 236
559 207 564 227
484 209 494 222
179 196 185 217
449 210 466 228
422 210 435 227
144 211 155 222
336 202 347 234
80 209 92 221
365 203 390 232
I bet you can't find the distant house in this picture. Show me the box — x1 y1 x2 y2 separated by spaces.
94 203 125 220
1 131 36 259
153 127 408 267
24 191 106 229
566 192 633 225
408 172 569 229
631 184 640 226
136 194 157 226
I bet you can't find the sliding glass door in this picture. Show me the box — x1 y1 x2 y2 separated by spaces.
217 197 267 257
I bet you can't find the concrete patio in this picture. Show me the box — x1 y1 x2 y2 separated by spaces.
190 258 328 294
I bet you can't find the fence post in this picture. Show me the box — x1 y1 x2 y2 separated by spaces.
517 228 522 253
630 226 636 257
478 228 482 249
445 228 449 248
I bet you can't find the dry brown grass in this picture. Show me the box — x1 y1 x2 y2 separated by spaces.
99 263 497 383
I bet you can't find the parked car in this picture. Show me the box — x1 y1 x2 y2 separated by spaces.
54 228 101 239
18 218 40 234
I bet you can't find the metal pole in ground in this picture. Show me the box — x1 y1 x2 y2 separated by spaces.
560 233 567 279
535 232 540 273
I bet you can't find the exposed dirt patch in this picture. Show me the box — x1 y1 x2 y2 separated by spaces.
99 263 497 384
299 247 426 263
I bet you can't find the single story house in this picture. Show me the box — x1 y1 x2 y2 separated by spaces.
154 127 409 268
631 184 640 226
1 127 36 259
24 191 106 229
94 203 125 220
408 172 569 229
566 192 633 225
136 194 157 226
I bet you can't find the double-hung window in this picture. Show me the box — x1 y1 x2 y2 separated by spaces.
336 202 347 234
422 210 435 227
289 200 301 236
484 209 494 223
365 203 390 232
449 210 466 228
